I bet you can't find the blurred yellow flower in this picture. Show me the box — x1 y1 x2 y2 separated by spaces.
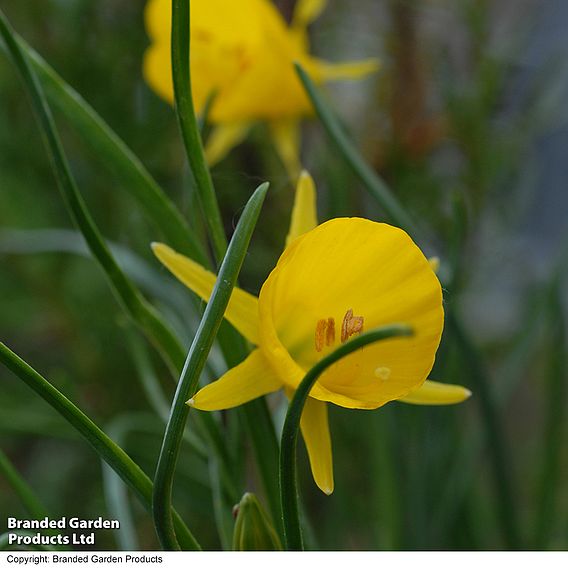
143 0 377 175
152 172 470 495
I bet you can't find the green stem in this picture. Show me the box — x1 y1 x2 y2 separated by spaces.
171 0 227 262
447 310 522 549
296 56 522 548
294 62 418 236
216 325 284 535
0 342 200 551
2 6 282 545
279 324 413 550
152 182 269 550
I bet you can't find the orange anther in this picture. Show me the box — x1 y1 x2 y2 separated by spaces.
315 319 327 352
315 317 336 352
341 309 364 343
326 317 336 346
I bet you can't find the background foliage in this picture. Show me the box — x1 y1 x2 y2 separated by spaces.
1 0 567 551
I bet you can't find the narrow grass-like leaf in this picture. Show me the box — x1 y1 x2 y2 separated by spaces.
295 57 521 548
152 181 269 550
240 398 282 535
447 311 522 549
0 448 50 521
171 0 227 262
0 9 185 376
0 342 201 551
102 418 141 551
0 33 209 265
0 228 193 316
433 288 545 540
369 412 402 549
1 15 232 483
294 62 417 236
279 324 413 551
2 7 282 543
535 283 567 548
209 457 234 550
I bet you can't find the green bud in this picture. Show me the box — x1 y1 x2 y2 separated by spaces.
232 493 282 551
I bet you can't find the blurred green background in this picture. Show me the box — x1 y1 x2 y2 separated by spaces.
1 0 567 551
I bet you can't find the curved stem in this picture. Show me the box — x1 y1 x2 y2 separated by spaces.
0 342 200 551
2 8 283 545
152 182 269 550
171 0 227 262
279 324 413 550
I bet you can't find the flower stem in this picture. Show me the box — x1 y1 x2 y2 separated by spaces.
170 0 284 533
0 343 200 551
171 0 227 262
152 182 269 550
280 324 413 550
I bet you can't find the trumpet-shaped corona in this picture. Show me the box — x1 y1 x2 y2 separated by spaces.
152 172 471 494
143 0 378 175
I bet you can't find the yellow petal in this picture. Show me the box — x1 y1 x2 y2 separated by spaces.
188 350 281 411
258 218 444 409
428 256 440 273
316 59 380 81
299 397 334 495
144 0 170 42
143 41 174 105
152 243 260 345
205 123 252 166
270 120 301 179
144 0 377 122
286 170 318 246
292 0 328 28
398 380 472 405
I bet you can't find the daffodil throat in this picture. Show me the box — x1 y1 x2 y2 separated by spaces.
314 309 364 353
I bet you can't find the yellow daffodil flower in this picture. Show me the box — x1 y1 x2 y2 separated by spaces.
143 0 377 175
152 172 471 494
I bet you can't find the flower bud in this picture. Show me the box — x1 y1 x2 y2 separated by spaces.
232 493 282 551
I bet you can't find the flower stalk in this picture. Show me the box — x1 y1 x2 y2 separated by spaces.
0 342 200 551
279 324 413 550
171 0 227 262
152 182 269 550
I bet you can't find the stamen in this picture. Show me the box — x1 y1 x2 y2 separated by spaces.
341 308 364 343
315 318 336 352
315 319 327 352
326 317 335 346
